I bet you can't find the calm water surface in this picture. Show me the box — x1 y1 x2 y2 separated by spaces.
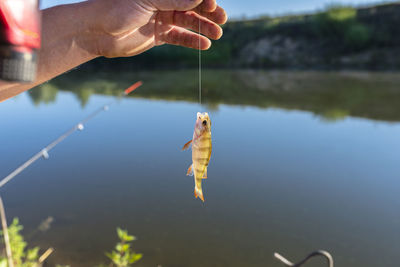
0 70 399 266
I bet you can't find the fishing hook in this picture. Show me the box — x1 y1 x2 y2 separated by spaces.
274 250 334 267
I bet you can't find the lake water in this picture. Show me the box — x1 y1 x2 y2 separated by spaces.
0 70 399 267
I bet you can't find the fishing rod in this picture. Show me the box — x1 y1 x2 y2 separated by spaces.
274 250 334 267
0 81 143 189
2 79 335 267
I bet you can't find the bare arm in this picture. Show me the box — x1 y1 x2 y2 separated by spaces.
0 2 96 101
0 0 227 102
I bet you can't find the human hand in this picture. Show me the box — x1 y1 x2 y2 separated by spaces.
2 0 227 100
86 0 227 58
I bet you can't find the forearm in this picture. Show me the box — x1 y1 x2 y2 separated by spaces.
0 2 98 102
0 0 227 102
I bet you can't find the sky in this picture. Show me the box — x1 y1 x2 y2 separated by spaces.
40 0 398 18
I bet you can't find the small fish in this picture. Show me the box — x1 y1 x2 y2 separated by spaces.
182 112 212 202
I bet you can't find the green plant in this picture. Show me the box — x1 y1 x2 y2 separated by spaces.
325 5 357 21
0 218 142 267
0 218 40 267
313 6 356 36
105 228 142 267
344 23 370 49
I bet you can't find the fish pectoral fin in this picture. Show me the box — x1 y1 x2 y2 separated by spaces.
202 168 208 179
186 164 194 176
182 140 192 151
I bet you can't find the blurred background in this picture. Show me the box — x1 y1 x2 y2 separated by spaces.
1 0 400 266
41 0 400 70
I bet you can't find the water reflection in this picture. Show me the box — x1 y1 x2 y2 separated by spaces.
32 70 400 122
2 71 400 266
28 83 58 106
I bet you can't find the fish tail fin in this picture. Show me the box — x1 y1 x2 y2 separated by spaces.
194 186 205 202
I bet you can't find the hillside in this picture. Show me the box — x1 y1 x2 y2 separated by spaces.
80 3 400 70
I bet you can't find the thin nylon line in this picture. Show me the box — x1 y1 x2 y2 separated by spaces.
199 17 202 105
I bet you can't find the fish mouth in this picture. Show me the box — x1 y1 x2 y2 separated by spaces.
196 112 211 129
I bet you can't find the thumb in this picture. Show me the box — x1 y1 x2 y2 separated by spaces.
148 0 203 11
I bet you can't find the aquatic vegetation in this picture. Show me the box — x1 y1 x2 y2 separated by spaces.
105 228 142 267
0 218 41 267
0 218 142 267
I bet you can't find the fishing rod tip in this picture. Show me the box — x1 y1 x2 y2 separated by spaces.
124 81 143 95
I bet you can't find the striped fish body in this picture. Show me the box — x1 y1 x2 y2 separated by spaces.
192 127 211 200
182 112 212 202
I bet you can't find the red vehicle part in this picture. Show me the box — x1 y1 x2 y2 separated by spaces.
0 0 41 82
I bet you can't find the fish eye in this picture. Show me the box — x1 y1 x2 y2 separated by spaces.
202 120 207 126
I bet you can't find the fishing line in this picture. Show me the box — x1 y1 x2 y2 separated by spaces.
0 81 142 189
199 16 202 105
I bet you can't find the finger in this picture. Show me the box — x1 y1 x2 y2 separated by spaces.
162 27 211 50
196 0 217 12
149 0 202 11
197 6 228 25
159 11 222 40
